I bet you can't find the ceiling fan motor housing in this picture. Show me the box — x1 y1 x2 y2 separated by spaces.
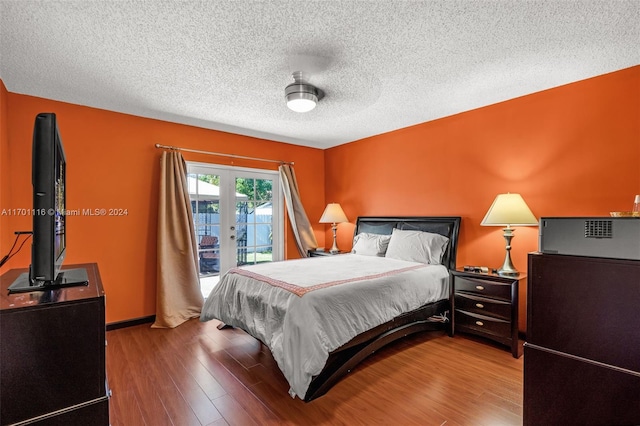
285 82 319 101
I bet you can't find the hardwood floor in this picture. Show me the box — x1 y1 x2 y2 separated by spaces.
106 319 523 425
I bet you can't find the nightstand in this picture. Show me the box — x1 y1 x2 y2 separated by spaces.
450 269 525 358
308 249 346 257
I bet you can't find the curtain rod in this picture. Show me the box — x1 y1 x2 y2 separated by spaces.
155 143 294 165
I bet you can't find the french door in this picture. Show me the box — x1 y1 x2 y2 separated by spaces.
187 162 283 296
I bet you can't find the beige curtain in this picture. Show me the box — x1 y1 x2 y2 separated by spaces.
279 164 318 257
152 151 203 328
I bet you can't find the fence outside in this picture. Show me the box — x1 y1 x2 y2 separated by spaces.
195 212 272 253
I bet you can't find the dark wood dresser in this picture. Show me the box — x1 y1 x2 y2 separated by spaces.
0 263 109 426
525 253 640 425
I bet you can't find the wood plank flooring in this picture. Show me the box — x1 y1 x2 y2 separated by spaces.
106 319 523 425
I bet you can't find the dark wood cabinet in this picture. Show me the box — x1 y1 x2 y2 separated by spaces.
525 253 640 425
450 269 524 357
0 263 109 426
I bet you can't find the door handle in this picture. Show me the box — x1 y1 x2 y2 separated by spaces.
230 235 236 240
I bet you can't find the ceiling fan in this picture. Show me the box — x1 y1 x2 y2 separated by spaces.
284 71 325 113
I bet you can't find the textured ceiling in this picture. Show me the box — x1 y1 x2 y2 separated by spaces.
1 1 639 149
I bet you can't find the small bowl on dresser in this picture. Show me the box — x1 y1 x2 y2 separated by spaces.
610 211 640 217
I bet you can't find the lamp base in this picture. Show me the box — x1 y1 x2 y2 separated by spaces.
498 227 519 276
329 223 340 254
497 267 520 277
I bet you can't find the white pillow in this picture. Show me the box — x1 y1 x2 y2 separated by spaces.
385 228 449 264
351 233 392 256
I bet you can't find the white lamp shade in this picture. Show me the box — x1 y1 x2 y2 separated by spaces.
481 193 538 226
319 203 348 224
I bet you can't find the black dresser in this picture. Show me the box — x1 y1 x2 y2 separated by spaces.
0 263 109 426
525 253 640 425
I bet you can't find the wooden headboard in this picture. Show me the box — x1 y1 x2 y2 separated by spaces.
354 216 462 271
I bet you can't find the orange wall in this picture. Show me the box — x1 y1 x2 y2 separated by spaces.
0 81 9 258
0 91 325 323
326 65 640 328
2 66 638 326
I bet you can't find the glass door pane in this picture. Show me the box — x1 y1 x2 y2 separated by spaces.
234 176 275 267
188 172 222 297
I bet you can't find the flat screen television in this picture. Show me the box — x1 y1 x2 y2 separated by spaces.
8 113 88 293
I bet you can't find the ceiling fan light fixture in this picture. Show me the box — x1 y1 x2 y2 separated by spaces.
286 90 317 113
285 72 322 113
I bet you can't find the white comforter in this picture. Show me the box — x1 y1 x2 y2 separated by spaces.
199 254 449 399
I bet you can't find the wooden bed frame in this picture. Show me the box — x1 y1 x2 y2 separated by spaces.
216 216 461 402
303 216 461 401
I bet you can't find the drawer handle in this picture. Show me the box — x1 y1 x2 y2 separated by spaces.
475 285 484 291
475 321 484 326
475 303 484 309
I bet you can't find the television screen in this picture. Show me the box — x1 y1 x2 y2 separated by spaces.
54 139 65 270
8 113 87 293
31 112 66 282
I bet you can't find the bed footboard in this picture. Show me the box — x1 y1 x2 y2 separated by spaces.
303 298 450 402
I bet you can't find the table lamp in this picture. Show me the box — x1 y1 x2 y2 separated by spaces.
481 193 538 276
319 203 348 254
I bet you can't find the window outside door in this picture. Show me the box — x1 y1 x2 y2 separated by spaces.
187 162 283 297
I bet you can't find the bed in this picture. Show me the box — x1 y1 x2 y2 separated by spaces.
200 216 461 401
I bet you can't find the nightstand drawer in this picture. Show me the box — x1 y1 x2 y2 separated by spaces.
454 276 511 301
454 293 511 320
455 309 511 338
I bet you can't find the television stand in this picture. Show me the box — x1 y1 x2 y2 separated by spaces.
1 263 109 425
7 267 89 294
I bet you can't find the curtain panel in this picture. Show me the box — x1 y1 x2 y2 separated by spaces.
152 151 203 328
279 164 318 257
